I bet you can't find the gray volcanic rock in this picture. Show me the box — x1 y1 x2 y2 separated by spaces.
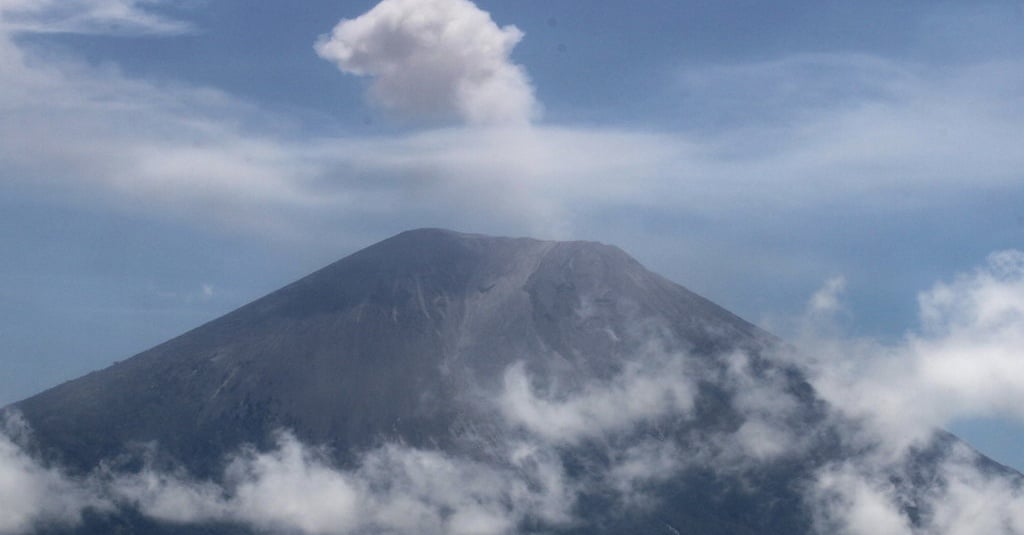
7 229 1020 534
15 229 770 475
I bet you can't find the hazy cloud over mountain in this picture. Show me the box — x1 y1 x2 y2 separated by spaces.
2 0 1024 532
3 251 1024 534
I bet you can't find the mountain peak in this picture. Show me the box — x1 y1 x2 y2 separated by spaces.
15 230 1002 534
15 230 761 474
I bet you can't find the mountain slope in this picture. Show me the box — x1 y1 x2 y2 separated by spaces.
7 229 1021 534
16 229 769 473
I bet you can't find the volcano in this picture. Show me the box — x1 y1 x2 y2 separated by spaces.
6 229 1021 534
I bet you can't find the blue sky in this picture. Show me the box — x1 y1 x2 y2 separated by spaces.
1 0 1024 471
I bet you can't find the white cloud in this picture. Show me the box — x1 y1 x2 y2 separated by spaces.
315 0 538 125
809 276 847 316
498 351 696 444
810 461 913 535
0 413 108 534
806 441 1024 535
790 250 1024 452
910 250 1024 419
2 13 1023 245
769 252 1024 534
0 422 575 535
924 444 1024 535
127 432 575 534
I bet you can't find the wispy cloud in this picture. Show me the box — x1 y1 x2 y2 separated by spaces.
0 0 192 35
4 24 1023 244
498 349 696 444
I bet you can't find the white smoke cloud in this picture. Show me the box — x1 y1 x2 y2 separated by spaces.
315 0 539 125
2 13 1024 245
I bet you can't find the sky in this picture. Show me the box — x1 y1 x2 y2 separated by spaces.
1 0 1023 485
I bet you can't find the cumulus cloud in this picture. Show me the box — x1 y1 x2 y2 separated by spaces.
912 250 1024 418
782 251 1024 534
315 0 538 125
790 250 1024 451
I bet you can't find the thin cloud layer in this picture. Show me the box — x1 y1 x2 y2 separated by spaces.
2 0 1023 245
0 0 191 35
4 22 1023 244
315 0 538 125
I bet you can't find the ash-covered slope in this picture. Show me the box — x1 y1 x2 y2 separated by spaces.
15 229 770 475
7 229 1021 534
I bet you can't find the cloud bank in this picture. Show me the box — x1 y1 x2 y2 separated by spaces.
792 249 1024 450
109 433 573 535
315 0 538 125
789 251 1024 534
